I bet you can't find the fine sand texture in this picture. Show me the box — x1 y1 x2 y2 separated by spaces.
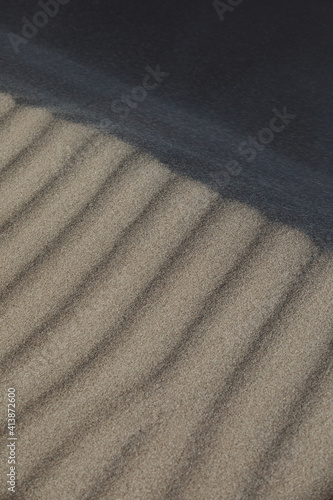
1 1 333 499
0 93 332 500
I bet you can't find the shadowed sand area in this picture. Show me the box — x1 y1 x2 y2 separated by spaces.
0 1 333 498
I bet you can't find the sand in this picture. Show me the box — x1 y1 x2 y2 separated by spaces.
0 95 332 499
0 1 333 498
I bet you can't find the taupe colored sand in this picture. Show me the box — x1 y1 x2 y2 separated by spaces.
1 2 333 496
0 95 332 499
